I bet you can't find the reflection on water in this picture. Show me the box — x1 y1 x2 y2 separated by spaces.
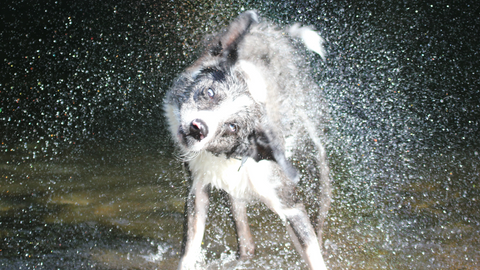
0 141 181 269
1 140 478 269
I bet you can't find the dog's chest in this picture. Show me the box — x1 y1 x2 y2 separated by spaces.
187 152 275 200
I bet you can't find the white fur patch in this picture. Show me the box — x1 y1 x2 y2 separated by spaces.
289 23 326 61
304 242 328 270
190 69 201 80
238 60 267 103
188 152 252 199
164 103 181 142
284 136 296 159
188 152 286 206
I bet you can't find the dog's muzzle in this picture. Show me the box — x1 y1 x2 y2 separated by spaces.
182 118 208 141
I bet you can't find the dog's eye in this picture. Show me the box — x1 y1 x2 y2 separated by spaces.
228 123 237 133
207 88 215 98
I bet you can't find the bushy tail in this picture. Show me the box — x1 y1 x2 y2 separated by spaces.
288 23 326 61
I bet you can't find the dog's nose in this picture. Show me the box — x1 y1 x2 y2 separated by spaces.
189 119 208 141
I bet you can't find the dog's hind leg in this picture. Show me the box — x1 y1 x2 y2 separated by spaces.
253 170 327 270
297 110 332 248
179 173 211 270
313 140 331 247
229 195 255 260
285 206 328 270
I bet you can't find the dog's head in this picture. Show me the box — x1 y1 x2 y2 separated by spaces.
165 10 299 181
173 65 262 158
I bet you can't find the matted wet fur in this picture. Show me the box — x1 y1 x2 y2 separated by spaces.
164 10 331 270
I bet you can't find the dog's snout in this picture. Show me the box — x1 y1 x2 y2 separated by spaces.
189 119 209 141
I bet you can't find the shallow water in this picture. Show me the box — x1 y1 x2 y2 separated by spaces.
1 0 479 269
1 140 478 269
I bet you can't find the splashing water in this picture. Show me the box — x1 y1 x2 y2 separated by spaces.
1 0 479 269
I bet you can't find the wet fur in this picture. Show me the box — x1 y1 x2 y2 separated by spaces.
164 10 331 270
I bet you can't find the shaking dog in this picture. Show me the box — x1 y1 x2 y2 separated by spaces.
164 10 331 270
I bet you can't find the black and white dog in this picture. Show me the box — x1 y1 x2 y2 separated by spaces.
164 10 331 270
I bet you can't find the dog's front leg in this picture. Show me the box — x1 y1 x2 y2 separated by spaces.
229 196 255 259
178 178 211 270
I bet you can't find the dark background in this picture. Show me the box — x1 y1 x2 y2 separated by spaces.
1 0 478 148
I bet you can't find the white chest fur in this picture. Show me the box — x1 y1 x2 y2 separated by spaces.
187 151 279 201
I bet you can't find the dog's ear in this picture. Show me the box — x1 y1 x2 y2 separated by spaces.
187 11 258 75
246 127 300 184
209 10 259 65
